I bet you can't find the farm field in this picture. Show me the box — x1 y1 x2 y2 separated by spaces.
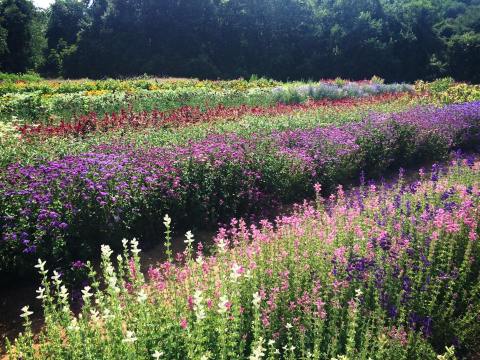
1 76 480 359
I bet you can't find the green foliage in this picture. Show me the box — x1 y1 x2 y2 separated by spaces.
1 0 480 81
0 0 36 72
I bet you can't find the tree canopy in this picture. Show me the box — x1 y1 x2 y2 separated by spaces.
0 0 479 82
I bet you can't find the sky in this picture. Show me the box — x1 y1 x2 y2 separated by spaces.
33 0 54 9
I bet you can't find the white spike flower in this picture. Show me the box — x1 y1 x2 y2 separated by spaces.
81 286 93 301
34 259 47 274
20 305 33 318
163 214 171 227
90 309 100 323
101 244 113 258
67 317 79 332
184 231 194 246
218 295 229 314
36 286 45 300
59 285 69 301
230 263 242 282
193 290 206 320
249 337 265 360
131 238 141 255
51 270 61 285
152 350 164 359
137 288 148 303
122 330 137 343
252 291 261 309
355 288 363 298
217 238 227 253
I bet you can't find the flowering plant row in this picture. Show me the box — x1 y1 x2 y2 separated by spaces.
0 77 279 96
1 102 479 276
17 94 409 138
0 93 422 169
0 80 411 123
7 158 480 359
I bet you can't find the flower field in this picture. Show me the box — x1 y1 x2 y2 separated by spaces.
6 158 480 359
1 77 480 358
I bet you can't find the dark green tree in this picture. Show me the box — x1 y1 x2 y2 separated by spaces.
42 0 86 75
0 0 36 72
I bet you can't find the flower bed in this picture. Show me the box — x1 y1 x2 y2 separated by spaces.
1 102 479 276
7 158 480 358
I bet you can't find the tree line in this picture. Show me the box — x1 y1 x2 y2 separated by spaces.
0 0 479 82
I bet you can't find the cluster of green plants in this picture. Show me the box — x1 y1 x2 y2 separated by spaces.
0 76 280 95
415 78 480 104
0 72 43 82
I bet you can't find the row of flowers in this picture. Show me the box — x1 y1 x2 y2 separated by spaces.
7 157 480 358
1 102 479 276
0 77 280 96
17 93 409 138
0 80 411 123
0 93 419 169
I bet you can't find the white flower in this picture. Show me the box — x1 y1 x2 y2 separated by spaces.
67 317 80 331
122 238 128 249
196 254 204 265
131 238 141 255
218 295 229 314
20 305 33 318
51 270 61 284
230 263 242 282
59 285 69 301
102 308 114 321
90 309 100 323
285 322 293 329
355 288 363 298
252 291 261 309
152 350 164 359
268 339 275 346
101 244 113 258
163 214 171 227
81 286 93 301
184 231 194 246
249 337 265 360
217 238 227 253
193 290 206 320
34 259 47 273
122 330 137 344
36 286 45 300
137 288 148 303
